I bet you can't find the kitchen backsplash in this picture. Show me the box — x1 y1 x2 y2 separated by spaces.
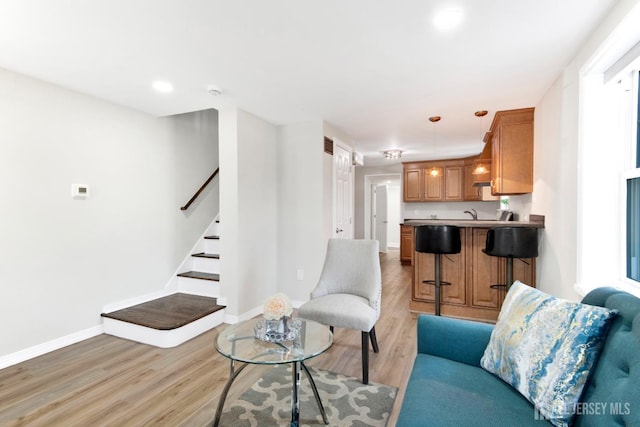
402 194 533 221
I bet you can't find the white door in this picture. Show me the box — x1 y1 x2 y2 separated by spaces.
374 184 388 251
333 143 353 239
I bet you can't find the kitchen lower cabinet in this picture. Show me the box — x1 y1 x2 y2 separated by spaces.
400 225 414 265
413 228 467 306
409 226 536 323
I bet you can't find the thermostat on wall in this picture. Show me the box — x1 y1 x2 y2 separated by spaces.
71 184 90 199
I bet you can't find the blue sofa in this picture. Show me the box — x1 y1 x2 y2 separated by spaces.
397 287 640 426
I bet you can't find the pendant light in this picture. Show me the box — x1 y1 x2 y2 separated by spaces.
428 116 441 177
472 110 490 175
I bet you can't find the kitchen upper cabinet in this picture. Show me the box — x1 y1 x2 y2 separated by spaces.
423 167 443 201
444 165 463 201
403 161 463 202
463 162 482 201
464 161 499 202
489 108 534 195
403 167 422 202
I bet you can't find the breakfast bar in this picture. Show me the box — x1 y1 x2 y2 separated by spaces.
402 215 544 323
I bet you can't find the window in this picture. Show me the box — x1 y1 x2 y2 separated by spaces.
626 71 640 282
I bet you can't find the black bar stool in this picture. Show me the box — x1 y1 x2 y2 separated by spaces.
483 227 539 290
415 225 461 316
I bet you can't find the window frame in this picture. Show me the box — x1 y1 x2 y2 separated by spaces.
622 69 640 287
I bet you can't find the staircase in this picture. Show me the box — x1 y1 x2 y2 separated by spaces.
101 218 226 348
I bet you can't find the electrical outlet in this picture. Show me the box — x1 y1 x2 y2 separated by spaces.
296 269 304 281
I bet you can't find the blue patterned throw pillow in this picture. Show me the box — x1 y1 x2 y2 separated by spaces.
480 281 617 427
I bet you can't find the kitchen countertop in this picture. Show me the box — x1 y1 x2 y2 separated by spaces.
402 214 545 228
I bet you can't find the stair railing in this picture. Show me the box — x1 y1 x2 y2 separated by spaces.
180 167 219 211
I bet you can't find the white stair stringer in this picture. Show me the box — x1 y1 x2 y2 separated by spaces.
166 217 221 297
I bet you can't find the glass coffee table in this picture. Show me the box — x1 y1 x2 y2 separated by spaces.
213 318 333 427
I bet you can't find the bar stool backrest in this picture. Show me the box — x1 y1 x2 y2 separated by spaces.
484 227 538 259
415 225 461 255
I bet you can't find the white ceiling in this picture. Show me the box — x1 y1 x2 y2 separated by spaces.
0 0 617 166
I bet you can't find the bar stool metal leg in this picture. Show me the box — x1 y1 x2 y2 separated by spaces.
434 253 442 316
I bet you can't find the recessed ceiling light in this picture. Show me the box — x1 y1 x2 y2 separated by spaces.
433 8 463 30
152 80 173 93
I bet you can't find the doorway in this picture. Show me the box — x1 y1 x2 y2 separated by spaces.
364 174 401 252
333 140 353 239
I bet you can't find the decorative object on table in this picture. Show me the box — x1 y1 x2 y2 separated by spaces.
255 293 301 342
218 364 397 427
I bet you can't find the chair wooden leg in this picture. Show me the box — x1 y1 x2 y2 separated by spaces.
369 327 379 353
361 331 369 384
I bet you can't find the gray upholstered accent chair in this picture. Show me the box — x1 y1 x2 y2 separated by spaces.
298 238 382 384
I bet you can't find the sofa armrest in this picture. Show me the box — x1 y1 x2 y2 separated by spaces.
417 314 494 367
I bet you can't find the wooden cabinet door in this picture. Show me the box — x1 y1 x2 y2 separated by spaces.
489 108 534 195
423 168 443 201
413 229 466 305
444 166 463 201
469 228 502 309
498 121 534 194
513 258 536 287
491 133 501 195
463 164 482 200
403 168 422 201
463 163 481 201
400 225 413 265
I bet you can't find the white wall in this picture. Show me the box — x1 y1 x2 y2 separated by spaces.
354 164 402 239
277 121 327 303
386 184 401 248
532 0 640 299
0 68 219 358
219 108 278 317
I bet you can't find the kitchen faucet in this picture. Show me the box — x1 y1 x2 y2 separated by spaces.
464 209 478 220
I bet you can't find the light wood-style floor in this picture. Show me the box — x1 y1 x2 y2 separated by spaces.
0 250 416 426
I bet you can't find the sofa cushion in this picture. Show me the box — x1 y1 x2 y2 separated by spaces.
397 353 544 427
481 281 618 427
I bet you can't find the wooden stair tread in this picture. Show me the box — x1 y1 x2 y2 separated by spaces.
191 252 220 259
101 293 225 330
204 235 219 240
177 271 220 281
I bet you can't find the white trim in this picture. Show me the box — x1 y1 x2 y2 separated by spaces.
103 310 225 348
332 139 354 239
165 215 221 294
103 289 171 313
363 173 402 240
0 325 103 370
574 281 640 299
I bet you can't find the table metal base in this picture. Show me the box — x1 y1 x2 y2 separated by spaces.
212 360 328 427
